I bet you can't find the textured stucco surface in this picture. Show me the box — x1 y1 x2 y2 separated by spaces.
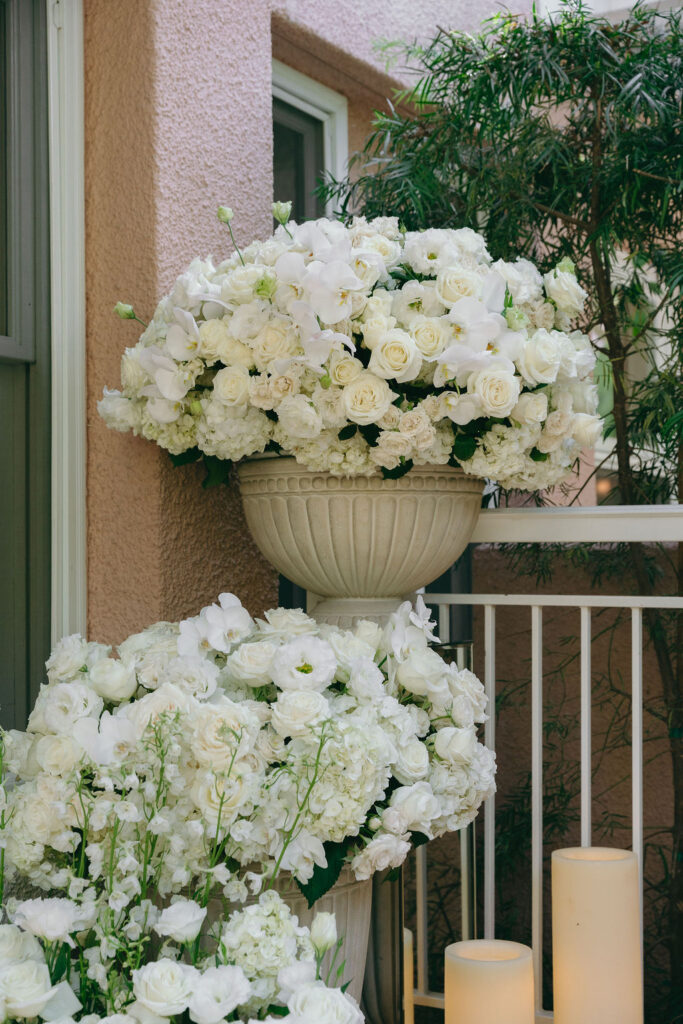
85 0 533 644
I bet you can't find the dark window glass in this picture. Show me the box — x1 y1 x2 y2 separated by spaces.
273 97 325 223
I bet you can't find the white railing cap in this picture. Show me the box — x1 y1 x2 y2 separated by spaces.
472 504 683 545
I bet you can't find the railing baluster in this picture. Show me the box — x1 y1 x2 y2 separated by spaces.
580 607 592 847
460 826 471 940
415 844 429 996
484 604 496 940
631 607 643 919
531 606 543 1013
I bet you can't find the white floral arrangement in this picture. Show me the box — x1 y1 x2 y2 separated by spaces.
0 594 494 1024
0 888 363 1024
99 204 600 490
1 596 494 904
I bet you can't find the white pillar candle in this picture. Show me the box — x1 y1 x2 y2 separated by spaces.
552 847 643 1024
403 928 414 1024
444 939 534 1024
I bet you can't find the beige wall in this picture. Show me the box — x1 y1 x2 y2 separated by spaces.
84 0 533 644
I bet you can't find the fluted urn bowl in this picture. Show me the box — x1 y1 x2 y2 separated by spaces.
237 456 483 600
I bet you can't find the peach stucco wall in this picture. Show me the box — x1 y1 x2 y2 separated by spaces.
84 0 531 644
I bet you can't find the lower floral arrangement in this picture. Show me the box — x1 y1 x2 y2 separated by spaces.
0 595 495 1023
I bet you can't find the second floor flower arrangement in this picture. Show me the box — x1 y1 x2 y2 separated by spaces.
99 207 600 490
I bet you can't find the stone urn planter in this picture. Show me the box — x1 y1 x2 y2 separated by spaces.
237 456 484 624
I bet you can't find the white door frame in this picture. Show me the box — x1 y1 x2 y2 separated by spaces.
46 0 87 642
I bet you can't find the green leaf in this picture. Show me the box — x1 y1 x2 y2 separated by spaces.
338 424 358 441
201 456 232 488
381 459 414 480
169 447 202 468
451 435 477 462
265 1005 290 1017
295 838 355 908
359 423 381 446
529 447 549 462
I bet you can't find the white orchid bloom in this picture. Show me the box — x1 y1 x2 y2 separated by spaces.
72 711 137 766
448 296 507 350
290 219 351 262
165 308 201 361
179 593 254 657
410 595 440 643
145 396 183 423
137 346 195 402
303 260 365 325
270 301 354 375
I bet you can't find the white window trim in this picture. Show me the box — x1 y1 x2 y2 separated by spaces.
47 0 87 642
272 60 348 209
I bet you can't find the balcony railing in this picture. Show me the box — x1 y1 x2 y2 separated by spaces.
414 504 683 1023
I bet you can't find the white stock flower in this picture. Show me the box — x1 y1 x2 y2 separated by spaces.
132 959 198 1017
154 899 207 943
572 412 602 447
188 966 252 1024
492 258 543 305
271 637 337 692
29 682 103 735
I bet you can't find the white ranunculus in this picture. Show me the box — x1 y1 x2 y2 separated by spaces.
468 366 521 418
0 923 44 964
226 640 277 686
188 966 252 1024
88 658 137 702
271 637 337 692
213 365 251 406
11 898 95 945
543 268 587 315
351 833 412 881
518 329 563 385
310 911 338 954
341 372 394 426
435 266 483 306
154 899 207 943
0 961 56 1019
511 391 548 425
434 726 478 765
132 959 198 1017
271 690 330 738
288 982 364 1024
277 395 324 440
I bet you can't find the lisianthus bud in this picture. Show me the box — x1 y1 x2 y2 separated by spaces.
217 205 234 224
556 256 576 275
505 306 529 331
114 301 135 319
310 911 337 954
272 200 292 225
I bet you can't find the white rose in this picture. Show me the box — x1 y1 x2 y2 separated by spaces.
226 640 277 686
188 966 251 1024
435 266 483 306
213 364 251 406
511 391 548 425
288 982 363 1024
518 329 563 385
88 658 137 702
0 924 44 964
154 899 207 943
277 395 323 439
200 318 255 368
543 269 587 315
191 769 250 828
310 912 338 954
410 315 450 358
386 781 441 834
351 834 412 881
132 959 198 1017
468 367 520 418
353 619 383 650
0 961 56 1018
393 739 430 785
361 313 396 349
572 412 602 447
190 702 258 769
342 373 394 426
328 352 363 387
271 690 330 738
257 607 319 637
35 734 82 775
252 318 300 370
396 647 448 696
124 682 194 738
434 726 477 765
369 329 423 383
271 637 337 692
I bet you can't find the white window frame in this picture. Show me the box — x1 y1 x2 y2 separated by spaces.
47 0 87 642
272 60 348 212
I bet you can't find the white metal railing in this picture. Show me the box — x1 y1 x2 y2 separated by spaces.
412 504 683 1023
